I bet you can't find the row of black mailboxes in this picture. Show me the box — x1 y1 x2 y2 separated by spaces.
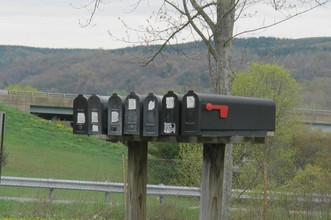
73 90 276 137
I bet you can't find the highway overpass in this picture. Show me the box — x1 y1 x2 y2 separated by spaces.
0 90 330 132
0 90 75 120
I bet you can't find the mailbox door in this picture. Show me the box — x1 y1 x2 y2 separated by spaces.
108 94 125 136
160 91 181 136
87 95 108 135
181 90 200 135
143 93 161 136
124 92 144 135
73 94 88 134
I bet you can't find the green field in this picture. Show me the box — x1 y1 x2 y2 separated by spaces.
0 104 131 217
0 105 202 219
1 104 127 181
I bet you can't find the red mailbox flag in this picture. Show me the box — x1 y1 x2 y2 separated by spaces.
206 103 229 119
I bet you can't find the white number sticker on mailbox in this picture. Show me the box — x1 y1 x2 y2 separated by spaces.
92 125 99 132
148 100 155 110
128 99 136 110
186 96 195 108
111 111 119 123
166 97 175 109
91 111 98 123
77 113 85 124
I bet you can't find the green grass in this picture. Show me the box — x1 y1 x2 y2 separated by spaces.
3 104 328 219
0 104 130 218
0 104 127 202
1 104 127 181
0 104 201 219
0 199 126 219
0 197 199 220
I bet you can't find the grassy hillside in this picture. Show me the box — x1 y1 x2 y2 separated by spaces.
0 104 127 181
0 105 126 219
0 105 197 219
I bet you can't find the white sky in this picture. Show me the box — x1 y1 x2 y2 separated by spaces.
0 0 330 49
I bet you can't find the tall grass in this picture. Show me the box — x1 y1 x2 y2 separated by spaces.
0 104 127 203
0 200 125 219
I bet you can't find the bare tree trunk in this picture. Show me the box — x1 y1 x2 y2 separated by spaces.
212 0 236 218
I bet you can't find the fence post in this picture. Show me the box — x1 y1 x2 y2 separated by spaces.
0 112 6 180
105 192 110 204
263 162 268 220
49 188 55 202
159 184 164 205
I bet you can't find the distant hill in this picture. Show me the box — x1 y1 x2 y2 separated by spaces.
0 37 330 109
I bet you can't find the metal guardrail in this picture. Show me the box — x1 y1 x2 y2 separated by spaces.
293 108 331 126
0 176 124 192
0 176 330 204
0 176 199 203
0 90 77 99
293 108 331 115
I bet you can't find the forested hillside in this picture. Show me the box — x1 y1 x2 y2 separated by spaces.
0 37 330 109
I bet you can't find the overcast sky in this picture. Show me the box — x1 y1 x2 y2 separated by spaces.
1 0 330 49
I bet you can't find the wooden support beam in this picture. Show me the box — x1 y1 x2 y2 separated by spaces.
127 141 148 220
200 143 226 220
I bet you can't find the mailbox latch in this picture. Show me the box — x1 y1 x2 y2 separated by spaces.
205 103 229 119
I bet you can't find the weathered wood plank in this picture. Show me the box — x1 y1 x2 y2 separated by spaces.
127 141 148 220
97 134 266 144
200 143 226 220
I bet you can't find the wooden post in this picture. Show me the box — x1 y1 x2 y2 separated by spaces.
200 143 226 220
123 154 128 218
127 141 148 220
263 162 268 220
0 112 5 180
105 191 110 204
49 188 55 202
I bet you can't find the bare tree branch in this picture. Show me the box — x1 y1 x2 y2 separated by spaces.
80 0 102 27
183 0 217 59
190 0 216 31
165 0 186 15
234 0 248 22
231 2 327 39
143 18 193 66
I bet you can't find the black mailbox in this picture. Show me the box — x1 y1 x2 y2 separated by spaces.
181 90 275 137
73 94 88 134
108 93 125 136
160 91 182 136
143 93 162 136
124 92 145 135
87 94 108 135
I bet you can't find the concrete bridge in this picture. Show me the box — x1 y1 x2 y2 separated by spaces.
292 108 331 132
0 89 331 132
0 90 75 120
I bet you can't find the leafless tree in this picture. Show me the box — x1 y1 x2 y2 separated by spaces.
79 0 327 94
